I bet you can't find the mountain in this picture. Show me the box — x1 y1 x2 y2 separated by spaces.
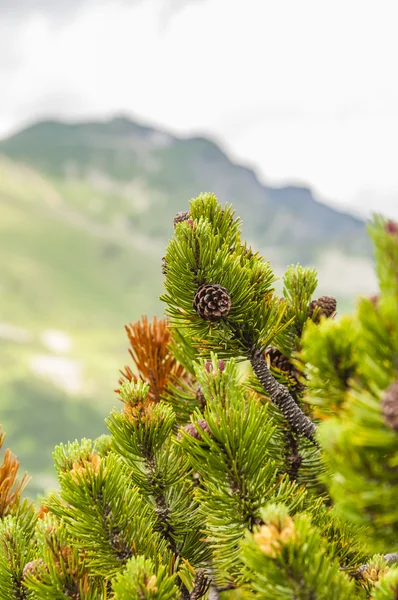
0 116 370 263
0 116 376 495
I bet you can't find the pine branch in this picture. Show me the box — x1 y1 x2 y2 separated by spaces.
148 482 195 600
216 584 237 592
284 429 302 481
144 453 178 555
189 569 210 600
97 490 133 562
180 586 190 600
250 347 318 444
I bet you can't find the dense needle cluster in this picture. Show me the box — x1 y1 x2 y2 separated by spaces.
0 195 397 600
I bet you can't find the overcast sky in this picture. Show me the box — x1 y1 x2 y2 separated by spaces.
1 0 397 218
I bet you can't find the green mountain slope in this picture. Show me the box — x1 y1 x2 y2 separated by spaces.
0 116 376 496
0 154 163 495
0 155 162 326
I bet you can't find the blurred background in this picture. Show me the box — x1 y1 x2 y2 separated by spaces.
1 0 397 496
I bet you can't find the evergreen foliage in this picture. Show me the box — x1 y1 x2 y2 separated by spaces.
0 194 397 599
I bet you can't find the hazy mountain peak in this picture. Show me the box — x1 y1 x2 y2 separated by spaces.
0 115 371 263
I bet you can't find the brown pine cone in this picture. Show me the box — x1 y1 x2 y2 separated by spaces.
193 284 231 321
382 381 398 431
309 295 337 321
173 211 190 227
265 346 293 373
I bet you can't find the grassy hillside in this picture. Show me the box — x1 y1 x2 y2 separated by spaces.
0 117 377 497
0 155 164 496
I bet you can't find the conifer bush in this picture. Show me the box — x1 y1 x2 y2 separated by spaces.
0 194 397 599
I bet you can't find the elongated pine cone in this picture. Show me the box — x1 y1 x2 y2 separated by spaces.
173 211 190 227
309 295 337 321
193 284 231 321
382 381 398 431
265 346 293 374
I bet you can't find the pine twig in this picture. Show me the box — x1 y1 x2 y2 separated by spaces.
145 454 178 555
189 570 210 600
180 586 190 600
284 429 302 481
216 583 237 592
206 583 237 599
250 347 317 444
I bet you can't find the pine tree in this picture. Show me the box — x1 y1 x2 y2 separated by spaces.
0 194 397 599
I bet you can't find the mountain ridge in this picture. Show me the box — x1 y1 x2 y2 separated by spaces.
6 115 363 222
0 115 371 266
0 115 369 221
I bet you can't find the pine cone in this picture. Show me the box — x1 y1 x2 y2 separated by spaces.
205 359 226 373
265 346 293 373
183 419 212 440
382 381 398 431
309 296 337 321
193 284 231 321
22 558 47 579
173 211 190 227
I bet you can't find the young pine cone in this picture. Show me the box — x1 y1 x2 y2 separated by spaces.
193 284 231 321
309 295 337 321
22 558 48 579
183 420 212 441
382 381 398 431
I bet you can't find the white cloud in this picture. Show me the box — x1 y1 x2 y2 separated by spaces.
0 0 397 218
